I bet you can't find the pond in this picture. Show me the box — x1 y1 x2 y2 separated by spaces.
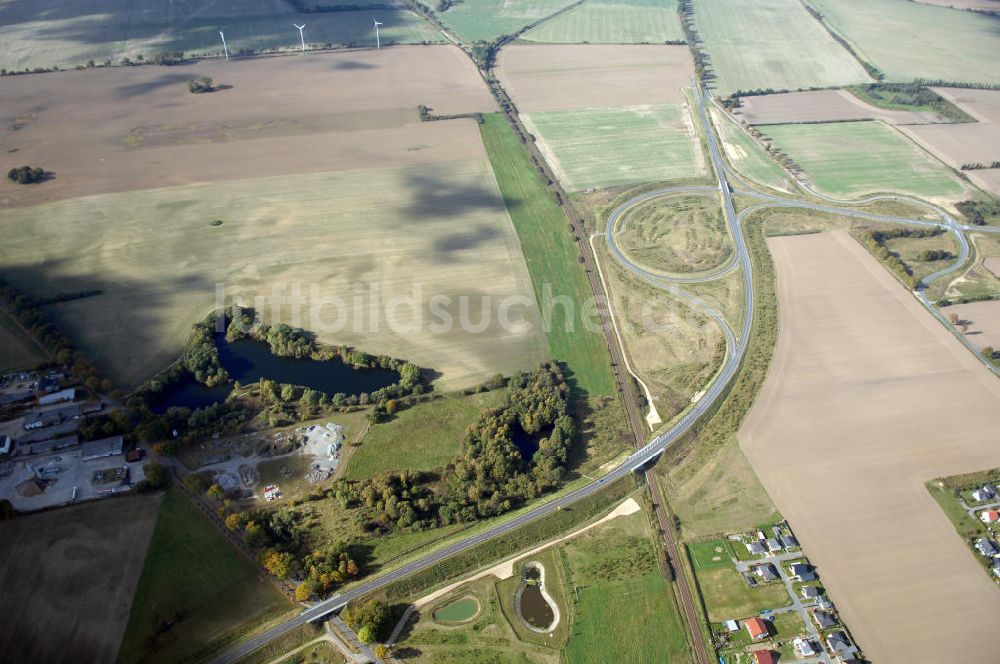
511 422 553 462
432 597 480 623
153 337 400 413
515 562 559 632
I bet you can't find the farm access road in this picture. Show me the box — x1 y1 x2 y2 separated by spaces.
213 81 1000 664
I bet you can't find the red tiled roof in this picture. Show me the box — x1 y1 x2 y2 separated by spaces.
745 617 769 639
752 650 778 664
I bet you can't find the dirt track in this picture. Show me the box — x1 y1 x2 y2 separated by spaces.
741 230 1000 664
0 494 162 664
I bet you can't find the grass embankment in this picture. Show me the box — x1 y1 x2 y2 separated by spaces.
480 113 615 397
709 108 789 192
343 391 502 479
656 211 781 538
117 489 292 664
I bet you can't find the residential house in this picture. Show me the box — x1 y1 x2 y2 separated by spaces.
972 485 997 502
980 510 1000 524
746 541 766 556
745 617 770 641
801 586 822 600
991 563 1000 578
781 534 799 548
793 637 817 657
788 562 816 581
974 538 999 558
827 631 853 656
754 564 779 582
813 610 837 629
751 650 778 664
765 538 782 553
817 596 834 610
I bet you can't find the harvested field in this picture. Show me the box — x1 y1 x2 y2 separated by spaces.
523 103 704 190
0 0 440 72
740 230 1000 664
0 494 162 664
0 159 547 390
435 0 579 42
0 47 496 207
734 89 945 125
944 300 1000 350
914 0 1000 9
692 0 871 96
808 0 1000 85
496 44 693 112
897 89 1000 197
522 0 684 44
762 121 968 199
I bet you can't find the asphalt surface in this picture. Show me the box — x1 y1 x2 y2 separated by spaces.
213 82 1000 663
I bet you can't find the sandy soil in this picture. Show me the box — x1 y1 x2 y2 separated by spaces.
946 300 1000 349
0 493 162 664
734 89 944 125
496 44 693 112
898 88 1000 196
0 46 496 207
740 230 1000 664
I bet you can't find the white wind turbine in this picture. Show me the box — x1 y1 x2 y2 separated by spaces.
373 18 383 50
292 23 306 52
219 30 230 61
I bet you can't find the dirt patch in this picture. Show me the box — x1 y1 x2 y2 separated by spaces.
734 89 944 125
740 230 1000 664
0 493 162 664
496 44 693 112
0 46 496 208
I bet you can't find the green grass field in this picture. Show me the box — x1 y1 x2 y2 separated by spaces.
522 0 684 44
687 539 733 570
435 0 579 43
0 161 547 391
343 392 503 479
562 511 691 663
480 113 615 396
710 108 789 191
692 0 871 95
808 0 1000 86
763 121 967 199
0 307 48 372
117 489 292 664
523 103 704 191
0 0 440 71
692 565 790 622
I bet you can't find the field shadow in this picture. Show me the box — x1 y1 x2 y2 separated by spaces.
332 60 377 70
431 225 501 254
114 72 192 98
399 172 509 222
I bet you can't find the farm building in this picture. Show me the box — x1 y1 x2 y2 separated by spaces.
81 436 124 461
38 388 74 406
28 435 79 455
22 403 82 429
745 617 770 640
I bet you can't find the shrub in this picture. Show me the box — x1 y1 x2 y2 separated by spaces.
7 165 46 184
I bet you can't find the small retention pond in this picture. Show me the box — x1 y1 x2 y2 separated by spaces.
515 561 559 632
154 337 399 413
432 596 479 623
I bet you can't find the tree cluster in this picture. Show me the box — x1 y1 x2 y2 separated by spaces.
960 161 1000 170
7 166 47 184
341 599 391 644
957 199 1000 226
183 318 228 386
187 77 214 93
915 249 953 262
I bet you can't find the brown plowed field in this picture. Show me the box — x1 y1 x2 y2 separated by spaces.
741 230 1000 664
496 44 693 112
734 89 943 125
0 46 497 208
0 494 162 664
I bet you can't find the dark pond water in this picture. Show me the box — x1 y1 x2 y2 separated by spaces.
519 567 555 630
511 423 553 461
153 337 399 413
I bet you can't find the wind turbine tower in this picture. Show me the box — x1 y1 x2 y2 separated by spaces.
373 19 383 50
293 23 306 52
219 30 230 61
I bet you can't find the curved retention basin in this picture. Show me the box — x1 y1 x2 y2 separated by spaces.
515 561 559 632
432 597 479 623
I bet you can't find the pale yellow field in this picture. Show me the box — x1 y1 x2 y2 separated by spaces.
0 154 547 389
741 230 1000 664
496 44 693 112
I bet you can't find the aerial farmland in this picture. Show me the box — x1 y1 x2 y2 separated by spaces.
1 1 1000 663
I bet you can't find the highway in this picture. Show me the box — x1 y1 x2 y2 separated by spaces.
214 81 999 663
